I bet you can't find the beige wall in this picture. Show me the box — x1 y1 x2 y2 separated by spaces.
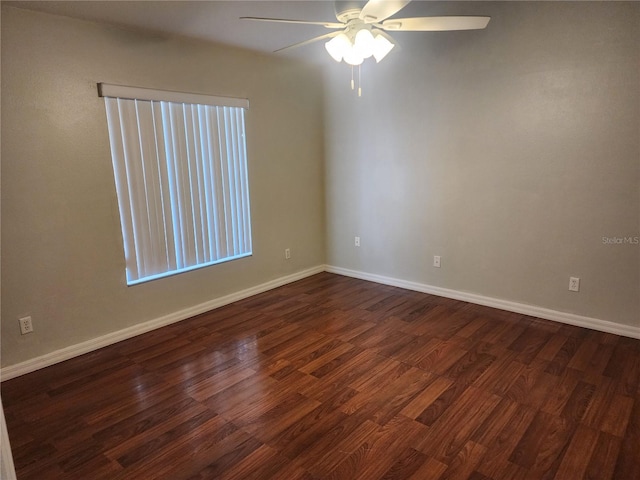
1 6 326 366
2 2 639 369
325 2 639 326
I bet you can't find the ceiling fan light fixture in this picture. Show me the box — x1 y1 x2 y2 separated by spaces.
372 33 394 62
325 33 351 62
353 28 375 59
342 46 364 66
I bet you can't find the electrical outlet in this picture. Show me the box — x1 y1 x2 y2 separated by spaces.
285 248 291 260
569 277 580 292
355 236 360 247
433 255 441 268
19 316 33 335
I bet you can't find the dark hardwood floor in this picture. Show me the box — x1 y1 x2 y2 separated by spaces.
2 273 639 479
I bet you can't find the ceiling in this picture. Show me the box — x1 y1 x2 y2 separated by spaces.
6 1 497 63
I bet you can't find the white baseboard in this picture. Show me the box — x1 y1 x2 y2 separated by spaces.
325 265 640 340
0 265 325 381
3 263 638 381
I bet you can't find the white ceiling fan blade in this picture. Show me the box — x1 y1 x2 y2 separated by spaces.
359 0 412 24
274 31 342 53
240 17 344 29
381 16 491 31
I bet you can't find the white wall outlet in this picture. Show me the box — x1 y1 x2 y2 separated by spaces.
433 255 441 268
569 277 580 292
285 248 291 260
19 316 33 335
355 236 360 247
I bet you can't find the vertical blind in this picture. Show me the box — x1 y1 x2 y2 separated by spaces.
101 85 252 285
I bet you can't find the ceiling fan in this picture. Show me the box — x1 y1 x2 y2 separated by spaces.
241 0 491 66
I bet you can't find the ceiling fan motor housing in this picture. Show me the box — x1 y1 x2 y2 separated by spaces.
334 1 366 23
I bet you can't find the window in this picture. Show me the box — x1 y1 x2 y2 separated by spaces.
99 84 252 285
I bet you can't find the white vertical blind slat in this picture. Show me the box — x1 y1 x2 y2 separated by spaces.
187 104 206 264
216 107 231 257
237 109 251 253
163 103 185 269
181 103 199 266
228 108 241 255
232 108 246 252
207 107 224 260
197 105 214 263
136 100 166 277
222 108 238 255
159 102 181 271
119 99 150 277
151 102 177 273
105 98 139 283
172 103 194 268
194 105 209 264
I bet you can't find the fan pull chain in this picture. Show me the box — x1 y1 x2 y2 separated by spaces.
347 65 363 97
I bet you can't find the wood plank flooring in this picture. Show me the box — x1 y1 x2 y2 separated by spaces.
2 273 639 479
